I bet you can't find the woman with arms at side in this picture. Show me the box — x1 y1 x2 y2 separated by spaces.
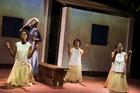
20 17 42 77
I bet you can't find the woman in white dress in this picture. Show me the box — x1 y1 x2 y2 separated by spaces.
6 29 38 86
108 43 129 93
104 44 132 89
64 39 88 83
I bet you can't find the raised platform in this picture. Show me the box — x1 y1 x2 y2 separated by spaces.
38 63 68 87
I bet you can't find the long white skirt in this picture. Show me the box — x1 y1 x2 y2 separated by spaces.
108 72 128 92
64 65 82 83
7 60 35 86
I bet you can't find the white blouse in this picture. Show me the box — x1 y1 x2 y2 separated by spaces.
68 48 84 67
15 41 31 63
111 52 127 73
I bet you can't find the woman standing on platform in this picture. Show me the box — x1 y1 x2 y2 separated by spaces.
20 17 42 77
6 29 38 86
64 39 88 83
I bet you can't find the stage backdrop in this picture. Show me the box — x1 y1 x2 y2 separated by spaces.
60 7 130 72
0 0 45 64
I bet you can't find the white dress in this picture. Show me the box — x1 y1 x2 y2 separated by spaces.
7 41 35 86
112 52 126 73
69 48 84 67
108 52 128 92
64 48 84 82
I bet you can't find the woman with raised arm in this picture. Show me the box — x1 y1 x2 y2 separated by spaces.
64 39 88 83
6 29 38 86
107 43 129 93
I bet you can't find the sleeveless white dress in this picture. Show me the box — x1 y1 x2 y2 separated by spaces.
64 48 84 82
108 52 128 92
112 52 126 73
7 41 35 86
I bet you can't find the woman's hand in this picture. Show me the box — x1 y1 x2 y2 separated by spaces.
114 48 119 54
128 50 132 55
6 42 10 49
85 44 89 48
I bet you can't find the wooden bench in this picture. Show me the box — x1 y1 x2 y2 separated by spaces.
38 63 68 87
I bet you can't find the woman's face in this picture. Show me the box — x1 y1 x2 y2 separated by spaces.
31 22 38 28
117 43 123 51
21 31 28 41
74 40 80 47
30 19 38 27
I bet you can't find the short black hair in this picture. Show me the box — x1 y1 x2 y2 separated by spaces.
19 29 29 41
73 39 81 46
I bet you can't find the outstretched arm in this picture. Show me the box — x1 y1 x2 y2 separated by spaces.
124 53 128 63
82 44 89 56
111 49 118 62
127 50 132 63
68 43 71 55
6 42 17 57
120 52 128 76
